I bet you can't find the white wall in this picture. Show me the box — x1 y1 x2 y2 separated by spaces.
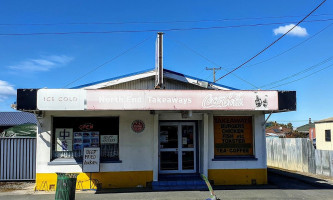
36 110 266 174
37 111 154 173
316 122 333 150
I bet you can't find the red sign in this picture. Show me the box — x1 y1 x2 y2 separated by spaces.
131 120 145 133
79 123 94 131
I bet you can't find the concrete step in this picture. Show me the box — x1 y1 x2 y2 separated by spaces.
152 179 208 191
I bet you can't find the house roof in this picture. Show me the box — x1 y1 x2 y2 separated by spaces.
72 68 237 90
296 123 315 132
0 112 37 126
315 117 333 124
265 126 292 134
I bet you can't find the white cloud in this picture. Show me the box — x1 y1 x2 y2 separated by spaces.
273 24 308 37
0 80 16 102
8 55 74 72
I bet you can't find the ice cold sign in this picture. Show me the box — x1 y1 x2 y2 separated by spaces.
83 147 100 172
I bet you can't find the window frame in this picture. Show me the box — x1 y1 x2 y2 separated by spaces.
51 116 120 163
325 129 331 142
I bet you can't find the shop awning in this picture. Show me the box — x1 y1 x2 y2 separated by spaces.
16 89 296 112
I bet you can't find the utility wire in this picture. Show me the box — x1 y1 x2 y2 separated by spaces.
245 22 333 69
1 13 332 26
214 0 327 83
169 37 259 89
63 35 153 88
1 18 332 36
206 22 333 81
206 22 332 81
260 55 333 89
268 62 333 89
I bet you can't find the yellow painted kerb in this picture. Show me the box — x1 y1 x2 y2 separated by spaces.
35 171 153 191
208 168 267 185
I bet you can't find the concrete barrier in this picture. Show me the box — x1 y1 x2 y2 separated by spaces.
266 138 333 177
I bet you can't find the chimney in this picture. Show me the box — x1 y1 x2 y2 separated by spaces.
155 32 164 89
309 118 312 124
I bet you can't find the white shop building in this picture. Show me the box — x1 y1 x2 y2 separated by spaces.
16 35 296 191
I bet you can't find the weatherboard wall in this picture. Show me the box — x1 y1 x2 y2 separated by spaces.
102 77 209 90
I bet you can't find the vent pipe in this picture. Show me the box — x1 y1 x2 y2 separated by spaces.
155 32 164 89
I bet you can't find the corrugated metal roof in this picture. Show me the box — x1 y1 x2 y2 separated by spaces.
71 68 154 89
72 68 237 90
0 112 37 126
296 123 315 132
315 117 333 124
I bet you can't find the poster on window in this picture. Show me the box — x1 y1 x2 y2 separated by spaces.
214 116 253 156
73 131 100 150
83 147 100 172
101 135 118 144
55 128 73 151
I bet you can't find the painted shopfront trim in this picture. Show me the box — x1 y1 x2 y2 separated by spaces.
208 168 267 185
35 171 153 191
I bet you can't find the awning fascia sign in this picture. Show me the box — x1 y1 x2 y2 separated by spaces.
86 90 278 111
25 89 295 111
37 89 86 110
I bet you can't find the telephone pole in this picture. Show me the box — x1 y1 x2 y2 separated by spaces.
206 67 221 82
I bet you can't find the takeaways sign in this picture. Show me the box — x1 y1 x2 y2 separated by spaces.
214 116 253 156
36 89 279 111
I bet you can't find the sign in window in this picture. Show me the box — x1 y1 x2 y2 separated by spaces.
214 116 253 157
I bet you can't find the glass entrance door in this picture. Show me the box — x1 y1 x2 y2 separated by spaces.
159 122 196 173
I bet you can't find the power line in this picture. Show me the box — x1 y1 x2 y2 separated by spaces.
169 37 259 89
203 22 332 81
245 22 333 69
214 0 327 83
260 55 333 89
269 120 318 122
1 13 332 26
63 35 153 88
1 18 333 36
268 62 333 89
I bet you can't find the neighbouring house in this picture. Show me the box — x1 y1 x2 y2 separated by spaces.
315 117 333 150
14 33 296 191
296 118 315 137
265 126 292 138
0 112 37 137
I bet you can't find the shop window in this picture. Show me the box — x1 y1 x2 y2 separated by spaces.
213 116 253 158
52 117 119 162
325 130 331 142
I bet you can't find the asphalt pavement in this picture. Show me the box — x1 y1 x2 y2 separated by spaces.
1 168 333 200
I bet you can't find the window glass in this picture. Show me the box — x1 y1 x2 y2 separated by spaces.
325 130 331 142
52 117 119 162
214 116 253 157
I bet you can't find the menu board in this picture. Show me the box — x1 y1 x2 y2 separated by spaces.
73 131 99 151
55 128 73 151
214 116 253 156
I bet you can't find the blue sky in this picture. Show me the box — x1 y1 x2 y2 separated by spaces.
0 0 332 127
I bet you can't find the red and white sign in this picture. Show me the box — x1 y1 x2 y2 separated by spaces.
86 90 278 111
131 120 145 133
35 89 279 111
